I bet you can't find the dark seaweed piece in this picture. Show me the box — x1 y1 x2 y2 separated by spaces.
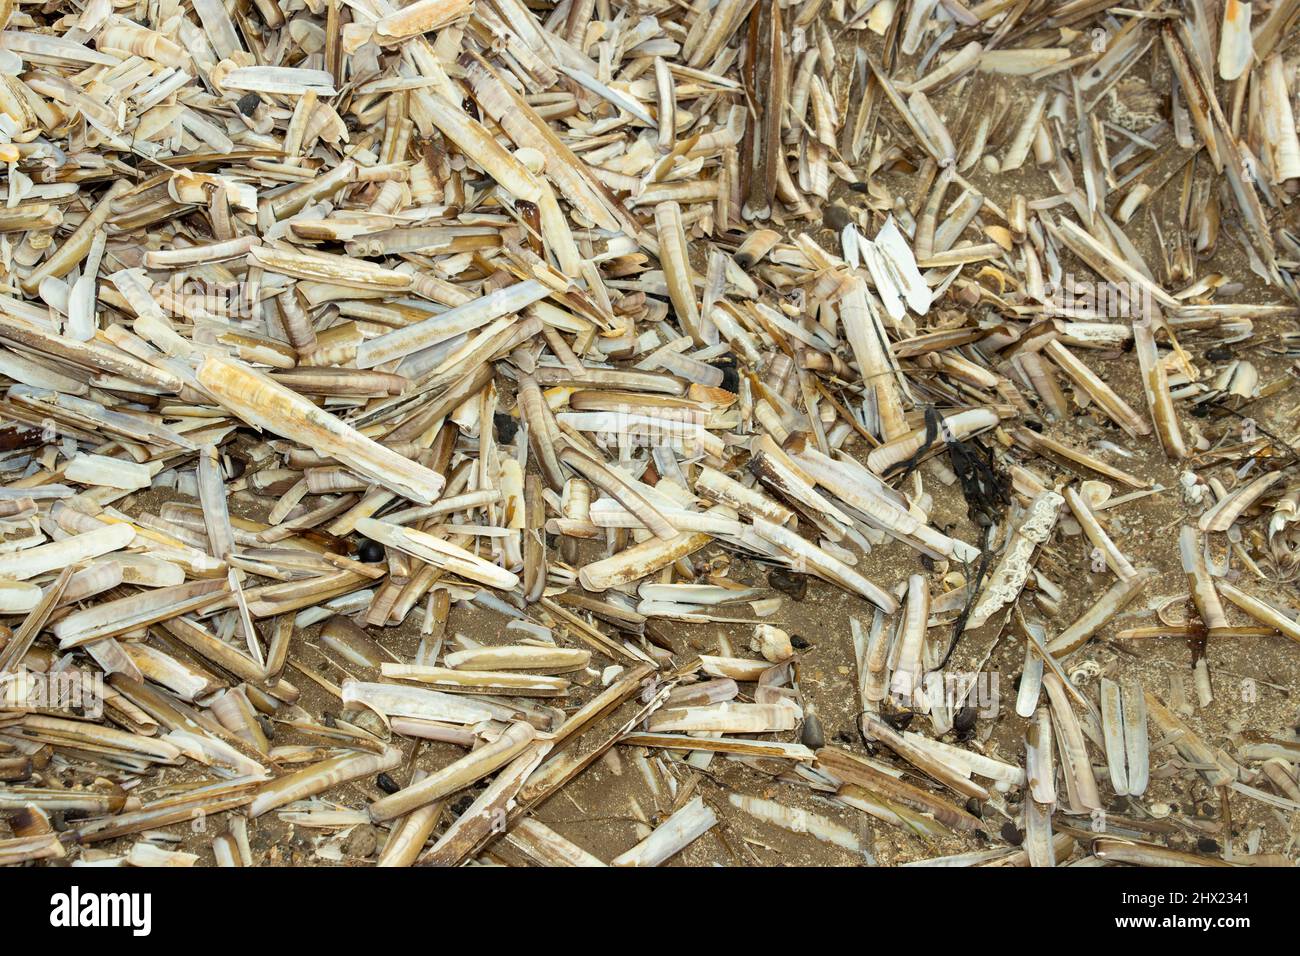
895 405 943 483
937 523 995 670
898 406 1010 522
947 433 1010 527
1208 403 1300 472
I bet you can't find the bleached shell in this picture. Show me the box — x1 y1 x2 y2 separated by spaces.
198 357 445 505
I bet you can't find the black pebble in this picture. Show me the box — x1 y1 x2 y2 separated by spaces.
823 204 853 233
800 713 825 750
1000 821 1023 846
356 539 385 563
714 358 739 393
1196 837 1221 854
236 93 260 116
1205 346 1233 362
376 772 400 795
953 705 978 734
768 568 809 600
790 635 810 650
494 410 519 443
1025 419 1044 433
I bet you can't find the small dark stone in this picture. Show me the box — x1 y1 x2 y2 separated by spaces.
790 635 810 650
714 358 739 393
1196 837 1221 854
1205 346 1233 362
822 203 853 233
768 568 809 600
953 705 978 734
376 772 401 795
1190 403 1212 418
800 713 826 750
1025 419 1044 433
1000 821 1024 846
236 93 261 116
883 710 916 732
494 410 519 444
258 716 276 740
356 539 385 563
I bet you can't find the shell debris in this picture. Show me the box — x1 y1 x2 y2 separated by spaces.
0 0 1297 870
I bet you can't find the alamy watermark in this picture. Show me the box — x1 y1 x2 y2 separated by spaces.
165 278 259 321
1043 277 1154 320
0 667 104 719
591 408 708 454
889 670 1001 718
